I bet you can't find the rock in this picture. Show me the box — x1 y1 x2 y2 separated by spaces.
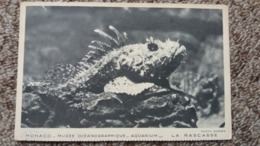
64 85 198 128
22 93 50 127
22 85 198 128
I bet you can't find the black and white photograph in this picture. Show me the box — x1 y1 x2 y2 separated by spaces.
15 2 231 141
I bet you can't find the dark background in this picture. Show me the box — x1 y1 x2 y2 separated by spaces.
24 6 224 84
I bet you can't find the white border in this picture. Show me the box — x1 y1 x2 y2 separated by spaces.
15 2 231 141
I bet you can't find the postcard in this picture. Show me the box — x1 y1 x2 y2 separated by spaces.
15 2 231 141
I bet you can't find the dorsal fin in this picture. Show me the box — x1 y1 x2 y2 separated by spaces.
108 25 127 46
94 29 119 46
42 26 128 87
76 25 128 71
91 40 111 49
93 25 127 49
88 45 105 52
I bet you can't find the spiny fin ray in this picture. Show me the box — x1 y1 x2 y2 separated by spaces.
94 29 119 46
91 40 111 48
109 25 126 45
88 45 105 52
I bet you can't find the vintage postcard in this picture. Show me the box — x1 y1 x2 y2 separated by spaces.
15 2 231 141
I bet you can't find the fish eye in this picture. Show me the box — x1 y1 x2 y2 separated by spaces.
147 43 158 51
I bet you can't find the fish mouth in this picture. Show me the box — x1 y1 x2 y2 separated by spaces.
165 45 186 65
170 45 186 64
156 45 187 78
175 45 187 59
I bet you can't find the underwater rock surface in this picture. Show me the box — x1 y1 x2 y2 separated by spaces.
22 85 198 128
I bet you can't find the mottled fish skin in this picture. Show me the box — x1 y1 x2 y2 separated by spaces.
25 26 187 96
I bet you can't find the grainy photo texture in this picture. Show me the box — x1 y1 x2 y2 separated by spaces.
15 2 231 141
